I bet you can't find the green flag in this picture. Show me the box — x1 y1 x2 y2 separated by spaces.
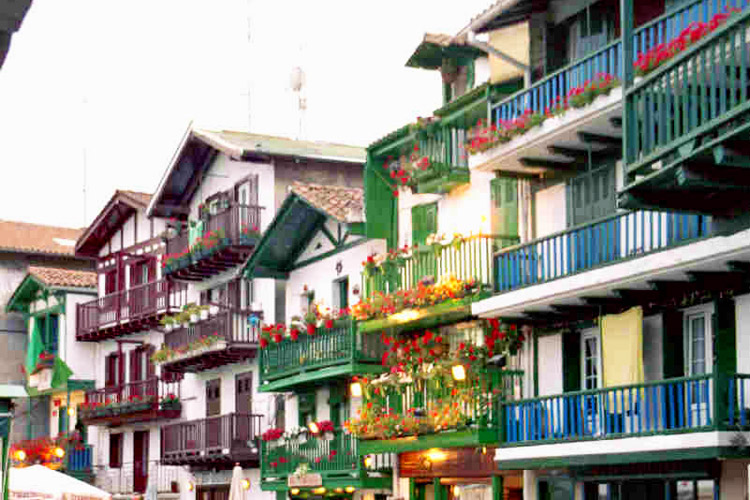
51 357 73 389
24 318 44 375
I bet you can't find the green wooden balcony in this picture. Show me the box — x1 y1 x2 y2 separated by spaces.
411 126 470 194
260 431 392 492
259 321 387 392
620 4 750 214
363 235 511 297
356 369 524 454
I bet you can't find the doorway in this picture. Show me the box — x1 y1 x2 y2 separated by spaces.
235 372 253 444
133 430 149 493
206 379 222 452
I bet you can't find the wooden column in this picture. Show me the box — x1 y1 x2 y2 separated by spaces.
714 298 736 429
492 475 504 500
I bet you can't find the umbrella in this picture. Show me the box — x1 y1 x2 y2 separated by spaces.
10 465 111 500
228 463 245 500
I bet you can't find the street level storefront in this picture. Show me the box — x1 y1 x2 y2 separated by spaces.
400 447 522 500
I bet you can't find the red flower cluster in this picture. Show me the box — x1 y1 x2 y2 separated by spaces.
261 428 284 442
316 420 335 434
486 318 525 356
634 9 741 76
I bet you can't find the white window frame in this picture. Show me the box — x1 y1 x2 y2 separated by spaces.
683 304 714 376
581 327 602 391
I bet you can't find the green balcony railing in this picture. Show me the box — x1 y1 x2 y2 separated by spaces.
260 320 386 384
358 369 524 447
364 235 514 297
261 430 392 481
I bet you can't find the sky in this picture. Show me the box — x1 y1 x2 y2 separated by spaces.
0 0 491 229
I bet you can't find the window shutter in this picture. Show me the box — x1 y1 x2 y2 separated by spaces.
129 350 138 383
562 329 581 392
490 178 519 246
147 260 156 281
663 310 685 379
411 203 438 246
199 291 208 306
117 351 125 387
129 264 138 288
105 354 114 387
227 280 240 310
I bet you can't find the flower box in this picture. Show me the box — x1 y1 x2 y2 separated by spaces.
160 400 181 411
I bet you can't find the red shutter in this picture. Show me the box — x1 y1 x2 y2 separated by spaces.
117 351 125 387
227 280 239 309
105 355 114 387
129 349 138 383
147 260 156 282
129 264 138 288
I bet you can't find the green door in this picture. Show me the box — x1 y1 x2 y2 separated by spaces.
490 177 519 249
59 406 68 435
411 203 438 246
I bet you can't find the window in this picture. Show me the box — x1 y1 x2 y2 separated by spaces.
567 163 617 227
333 277 349 311
411 203 438 247
581 329 601 391
105 352 124 388
298 392 316 427
241 278 254 310
274 395 286 431
567 3 613 61
685 310 713 376
206 379 221 417
35 315 59 355
109 433 123 468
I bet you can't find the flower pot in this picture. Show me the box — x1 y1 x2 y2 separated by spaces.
200 309 209 320
190 314 199 324
209 305 219 315
164 324 173 333
183 322 190 329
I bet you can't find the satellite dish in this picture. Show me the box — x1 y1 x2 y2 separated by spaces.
290 67 305 92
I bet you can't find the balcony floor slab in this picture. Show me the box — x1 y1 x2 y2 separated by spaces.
473 228 750 319
494 431 750 470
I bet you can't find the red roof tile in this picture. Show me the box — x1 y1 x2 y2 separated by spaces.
0 220 83 256
28 266 97 289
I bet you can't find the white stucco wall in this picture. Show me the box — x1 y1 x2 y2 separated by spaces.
396 170 495 248
285 237 386 323
736 294 750 374
187 153 275 233
534 182 566 239
64 292 98 381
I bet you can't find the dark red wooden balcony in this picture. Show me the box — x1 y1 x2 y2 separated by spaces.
161 413 262 468
79 377 181 426
76 279 188 341
158 309 261 373
163 204 263 281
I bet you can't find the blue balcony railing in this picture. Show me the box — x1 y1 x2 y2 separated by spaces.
494 211 711 293
491 0 749 124
65 444 93 473
501 374 714 445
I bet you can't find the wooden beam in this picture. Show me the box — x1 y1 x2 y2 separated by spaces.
609 117 623 129
648 280 693 296
613 288 662 304
728 261 750 275
519 157 578 170
577 131 622 147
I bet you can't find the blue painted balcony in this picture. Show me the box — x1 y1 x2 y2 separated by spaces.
493 211 711 294
472 0 748 178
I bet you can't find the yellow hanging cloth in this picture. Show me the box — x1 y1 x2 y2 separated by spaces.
601 306 644 411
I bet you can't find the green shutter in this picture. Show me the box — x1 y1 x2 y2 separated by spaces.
365 154 398 249
567 163 616 227
562 329 581 392
490 177 519 247
59 407 67 435
298 392 316 427
412 203 438 246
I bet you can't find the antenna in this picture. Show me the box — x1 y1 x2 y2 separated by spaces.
290 65 306 139
81 96 88 225
244 0 252 131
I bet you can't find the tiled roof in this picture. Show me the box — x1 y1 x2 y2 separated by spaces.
193 129 366 163
28 266 97 289
290 182 364 223
0 220 84 256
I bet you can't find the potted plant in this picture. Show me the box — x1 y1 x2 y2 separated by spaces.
160 315 175 333
317 420 335 440
160 393 181 411
200 305 209 320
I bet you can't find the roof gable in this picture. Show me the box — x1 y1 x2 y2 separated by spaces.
6 267 96 313
75 190 151 257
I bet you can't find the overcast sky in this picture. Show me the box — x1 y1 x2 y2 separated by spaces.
0 0 490 229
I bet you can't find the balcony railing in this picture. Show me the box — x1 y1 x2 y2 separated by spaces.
501 374 720 445
80 377 181 425
161 413 262 466
64 443 93 475
76 279 188 340
411 127 470 194
262 430 392 480
161 309 261 372
490 0 740 124
494 211 711 293
164 204 263 279
624 6 750 173
365 235 512 297
260 320 386 386
94 461 181 494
